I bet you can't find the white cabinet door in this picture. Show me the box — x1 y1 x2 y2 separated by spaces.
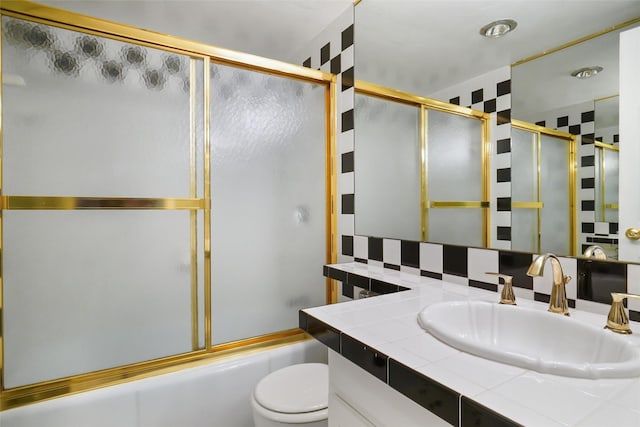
329 393 376 427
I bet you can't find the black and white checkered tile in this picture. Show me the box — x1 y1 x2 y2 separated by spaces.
298 8 355 263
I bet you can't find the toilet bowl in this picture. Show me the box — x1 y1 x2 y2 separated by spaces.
251 363 328 427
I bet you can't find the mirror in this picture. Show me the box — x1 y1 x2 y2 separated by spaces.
353 0 640 261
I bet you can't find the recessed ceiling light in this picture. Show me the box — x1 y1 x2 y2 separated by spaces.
571 66 604 79
480 19 518 38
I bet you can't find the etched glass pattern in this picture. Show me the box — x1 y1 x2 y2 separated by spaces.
209 64 326 344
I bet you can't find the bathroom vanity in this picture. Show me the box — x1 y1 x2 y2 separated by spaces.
300 263 640 426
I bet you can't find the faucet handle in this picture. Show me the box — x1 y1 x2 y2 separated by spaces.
605 292 640 334
485 272 516 305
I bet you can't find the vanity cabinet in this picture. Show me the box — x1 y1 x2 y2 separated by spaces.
328 350 450 427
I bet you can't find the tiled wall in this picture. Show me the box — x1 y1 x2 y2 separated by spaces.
337 236 640 321
294 7 355 264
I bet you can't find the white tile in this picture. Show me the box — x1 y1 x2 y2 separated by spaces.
442 274 468 286
338 129 354 153
392 332 460 363
534 372 635 400
338 171 354 194
610 378 640 412
494 181 511 198
354 235 368 259
338 214 354 236
493 152 511 169
575 299 611 316
492 372 604 426
383 239 401 265
433 352 525 389
473 390 564 427
400 265 420 276
467 248 499 283
576 401 640 427
420 242 443 273
594 222 610 235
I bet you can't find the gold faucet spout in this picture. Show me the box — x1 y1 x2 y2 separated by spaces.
526 253 571 316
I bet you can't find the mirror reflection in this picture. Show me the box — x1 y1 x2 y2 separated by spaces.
354 0 640 261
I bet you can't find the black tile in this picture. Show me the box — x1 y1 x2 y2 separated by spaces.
569 124 581 135
483 98 496 113
578 259 627 304
630 310 640 322
471 88 483 104
582 200 595 211
304 313 340 352
342 282 354 299
535 120 546 127
534 292 550 304
342 66 354 92
569 299 576 309
341 24 354 50
497 168 511 182
469 279 498 292
354 257 368 264
398 285 411 292
369 237 383 261
342 151 354 173
341 334 387 382
557 116 569 128
496 138 511 154
342 109 354 132
401 240 420 268
581 177 595 189
347 273 369 289
582 222 595 234
497 109 511 125
383 263 400 271
581 155 595 167
326 266 347 282
421 271 443 280
389 359 459 426
499 251 533 289
342 235 353 256
342 194 354 214
371 278 399 294
497 79 511 96
302 57 311 68
443 245 468 277
582 133 595 145
610 222 619 235
298 310 308 331
330 54 341 75
614 134 619 143
497 197 511 211
582 110 595 123
320 42 330 65
323 265 329 277
461 396 522 427
596 136 603 142
497 226 511 241
449 96 460 105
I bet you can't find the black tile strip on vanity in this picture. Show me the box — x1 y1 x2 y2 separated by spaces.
469 280 497 292
388 359 459 426
341 334 388 383
461 396 523 427
298 311 340 353
324 266 346 282
371 278 399 295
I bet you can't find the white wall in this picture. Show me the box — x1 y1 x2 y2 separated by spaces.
0 340 328 427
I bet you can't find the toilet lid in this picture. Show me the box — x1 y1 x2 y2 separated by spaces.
254 363 328 414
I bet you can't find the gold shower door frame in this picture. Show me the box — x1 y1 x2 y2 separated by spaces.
511 119 577 255
0 0 337 409
355 80 491 247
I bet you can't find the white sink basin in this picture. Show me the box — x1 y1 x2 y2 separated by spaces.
417 300 640 379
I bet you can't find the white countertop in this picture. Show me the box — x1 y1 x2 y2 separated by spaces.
306 262 640 426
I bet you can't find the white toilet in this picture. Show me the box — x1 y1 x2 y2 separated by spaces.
251 363 329 427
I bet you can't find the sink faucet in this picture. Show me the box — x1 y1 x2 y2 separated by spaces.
526 253 571 316
583 245 607 260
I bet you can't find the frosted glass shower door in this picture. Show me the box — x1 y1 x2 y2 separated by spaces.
511 127 539 252
540 134 571 255
210 64 326 344
354 94 421 240
426 110 485 247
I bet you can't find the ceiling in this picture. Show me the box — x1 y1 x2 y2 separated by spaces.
39 0 353 63
356 0 640 118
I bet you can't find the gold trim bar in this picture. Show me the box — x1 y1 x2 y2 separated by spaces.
605 204 619 210
430 201 490 208
512 202 544 209
595 141 620 151
2 196 205 210
512 119 574 139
